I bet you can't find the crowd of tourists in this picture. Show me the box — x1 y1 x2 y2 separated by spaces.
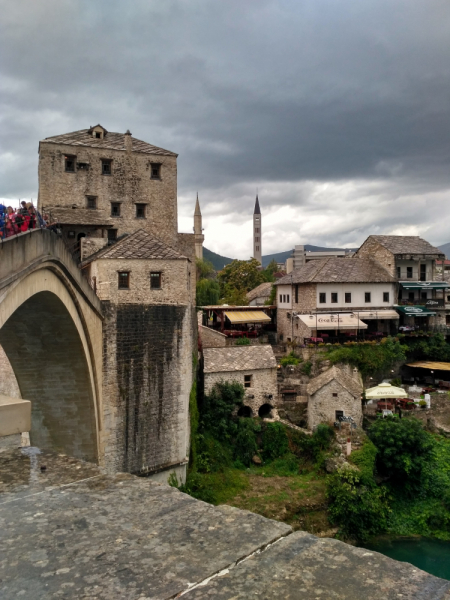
0 201 54 239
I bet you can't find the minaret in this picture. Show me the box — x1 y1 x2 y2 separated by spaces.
253 195 262 264
194 193 204 260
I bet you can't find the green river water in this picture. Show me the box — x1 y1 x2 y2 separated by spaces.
360 538 450 581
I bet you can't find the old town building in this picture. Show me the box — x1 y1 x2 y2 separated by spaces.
247 282 272 306
357 236 447 331
275 256 398 343
203 345 277 416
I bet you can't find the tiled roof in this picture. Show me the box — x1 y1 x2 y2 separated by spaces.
307 365 362 398
362 235 444 256
203 345 277 373
45 207 113 226
246 282 272 302
275 257 395 285
41 128 177 157
80 229 187 265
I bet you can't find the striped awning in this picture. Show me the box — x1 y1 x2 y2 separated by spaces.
357 310 399 320
225 310 271 324
298 313 368 330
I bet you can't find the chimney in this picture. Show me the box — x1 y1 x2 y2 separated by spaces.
124 130 132 153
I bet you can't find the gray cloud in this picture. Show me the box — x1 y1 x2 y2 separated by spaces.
2 0 450 253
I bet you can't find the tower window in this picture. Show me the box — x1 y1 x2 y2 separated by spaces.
135 204 146 219
255 237 259 242
118 272 130 289
86 196 97 209
255 228 260 233
150 272 162 289
65 155 76 172
151 163 161 179
111 202 121 217
102 159 112 175
256 246 259 251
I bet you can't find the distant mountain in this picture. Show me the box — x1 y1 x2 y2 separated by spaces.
203 247 234 270
438 243 450 258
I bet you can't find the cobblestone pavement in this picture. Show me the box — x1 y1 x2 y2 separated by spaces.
1 448 449 599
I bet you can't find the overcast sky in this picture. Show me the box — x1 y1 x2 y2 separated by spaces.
2 0 450 258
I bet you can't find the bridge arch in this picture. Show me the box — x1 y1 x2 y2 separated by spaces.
0 231 103 463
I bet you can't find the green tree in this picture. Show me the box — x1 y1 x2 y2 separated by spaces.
218 258 266 303
196 279 220 306
262 259 278 282
327 466 390 541
368 417 436 494
200 380 245 442
196 258 215 280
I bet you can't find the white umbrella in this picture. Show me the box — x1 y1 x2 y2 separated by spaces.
365 381 407 399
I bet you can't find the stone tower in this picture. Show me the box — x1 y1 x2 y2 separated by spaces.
253 195 262 264
194 193 204 260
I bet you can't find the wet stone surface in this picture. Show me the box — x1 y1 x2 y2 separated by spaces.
1 448 450 599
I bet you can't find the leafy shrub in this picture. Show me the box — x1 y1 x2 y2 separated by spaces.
196 434 233 473
258 453 299 476
368 417 436 494
201 380 244 442
390 377 402 387
179 469 248 505
280 352 300 367
234 419 260 466
235 337 251 346
326 337 407 377
288 424 335 464
301 361 312 376
327 466 391 541
262 422 289 460
348 439 377 486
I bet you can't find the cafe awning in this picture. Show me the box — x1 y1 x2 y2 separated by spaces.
225 310 271 324
406 361 450 371
356 310 399 320
399 281 449 290
298 313 368 330
394 306 436 317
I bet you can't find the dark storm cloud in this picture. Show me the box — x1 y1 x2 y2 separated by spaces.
2 0 450 252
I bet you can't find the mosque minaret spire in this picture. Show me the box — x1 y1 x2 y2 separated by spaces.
253 194 262 264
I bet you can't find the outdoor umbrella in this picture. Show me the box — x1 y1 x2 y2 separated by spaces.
365 382 407 399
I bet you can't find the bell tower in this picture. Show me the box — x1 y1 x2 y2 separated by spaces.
194 193 204 260
253 195 262 264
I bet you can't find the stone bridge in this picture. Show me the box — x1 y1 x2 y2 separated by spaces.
0 228 103 463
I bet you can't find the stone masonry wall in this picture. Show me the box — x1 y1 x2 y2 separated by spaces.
294 283 317 311
0 345 21 398
80 237 108 261
204 365 277 415
38 142 178 246
308 380 362 429
102 302 193 474
200 326 227 348
90 258 191 305
357 239 396 277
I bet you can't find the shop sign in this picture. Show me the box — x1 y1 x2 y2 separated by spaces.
425 299 444 308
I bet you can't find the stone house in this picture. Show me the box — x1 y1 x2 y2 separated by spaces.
307 365 363 429
357 235 447 330
275 256 398 343
203 346 277 416
247 282 273 306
